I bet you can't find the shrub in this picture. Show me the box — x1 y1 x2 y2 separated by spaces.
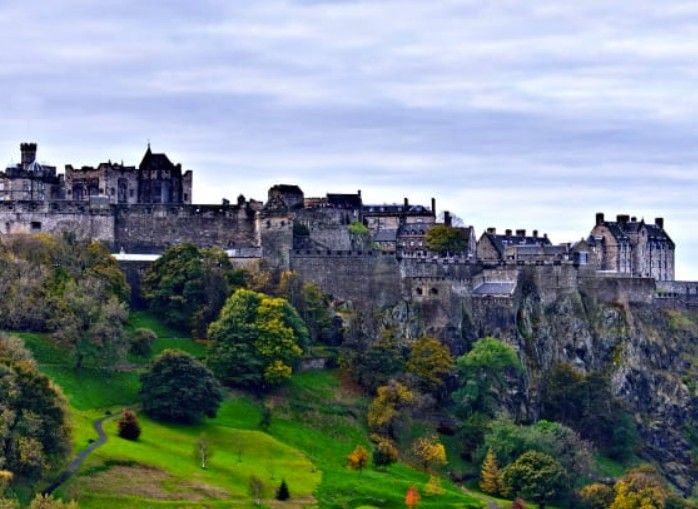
579 483 615 509
129 328 156 357
501 451 569 509
372 438 399 468
347 445 369 473
117 409 141 440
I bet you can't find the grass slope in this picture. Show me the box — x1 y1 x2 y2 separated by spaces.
11 316 487 508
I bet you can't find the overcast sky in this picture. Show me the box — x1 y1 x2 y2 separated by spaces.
2 1 697 278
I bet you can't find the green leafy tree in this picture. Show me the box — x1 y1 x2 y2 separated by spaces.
482 417 592 478
51 277 128 369
140 349 223 423
0 346 71 479
609 466 668 509
142 244 245 337
454 337 522 417
207 289 308 389
541 363 638 460
425 224 468 255
501 451 569 509
346 328 405 392
406 337 454 395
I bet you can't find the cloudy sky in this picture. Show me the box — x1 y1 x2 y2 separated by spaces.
2 1 697 278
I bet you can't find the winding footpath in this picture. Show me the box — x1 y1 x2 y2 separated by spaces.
43 414 113 495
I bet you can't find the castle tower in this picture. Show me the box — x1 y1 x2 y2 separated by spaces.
20 142 37 168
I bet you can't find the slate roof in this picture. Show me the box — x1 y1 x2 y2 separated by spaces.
472 282 517 296
374 229 398 242
326 193 362 209
269 184 303 195
602 219 674 248
139 146 176 172
484 233 551 256
364 204 433 215
398 222 433 236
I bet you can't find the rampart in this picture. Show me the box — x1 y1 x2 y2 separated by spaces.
289 249 401 307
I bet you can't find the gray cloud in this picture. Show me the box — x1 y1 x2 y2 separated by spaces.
1 0 697 277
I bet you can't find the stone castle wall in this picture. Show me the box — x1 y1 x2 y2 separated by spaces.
113 204 257 253
290 250 401 307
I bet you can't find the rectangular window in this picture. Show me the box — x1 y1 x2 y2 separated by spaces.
30 221 41 232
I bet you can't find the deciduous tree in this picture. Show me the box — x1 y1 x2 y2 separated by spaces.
140 349 223 423
501 451 569 509
207 289 308 389
406 337 454 395
117 409 141 440
411 435 447 473
347 445 369 473
405 485 421 508
367 381 415 436
425 224 468 255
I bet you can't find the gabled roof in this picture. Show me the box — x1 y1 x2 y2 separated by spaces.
398 222 433 236
483 232 551 256
139 145 176 172
326 193 362 209
600 219 674 248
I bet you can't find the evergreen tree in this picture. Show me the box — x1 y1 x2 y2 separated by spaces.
479 448 501 495
275 479 290 501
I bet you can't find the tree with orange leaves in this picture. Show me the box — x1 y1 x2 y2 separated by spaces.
405 485 421 508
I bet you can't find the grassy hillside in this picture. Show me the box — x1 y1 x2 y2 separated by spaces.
9 313 487 508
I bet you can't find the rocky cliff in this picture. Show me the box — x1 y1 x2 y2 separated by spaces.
381 270 698 493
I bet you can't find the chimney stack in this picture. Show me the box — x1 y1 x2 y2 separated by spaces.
404 197 409 208
631 216 637 222
505 229 512 236
655 217 664 229
431 197 436 216
532 230 538 238
516 229 526 237
617 214 630 224
595 212 605 226
487 227 496 234
444 211 452 227
20 142 37 168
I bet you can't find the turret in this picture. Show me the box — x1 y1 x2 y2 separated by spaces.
20 142 37 168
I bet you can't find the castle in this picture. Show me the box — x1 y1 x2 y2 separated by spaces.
0 142 690 306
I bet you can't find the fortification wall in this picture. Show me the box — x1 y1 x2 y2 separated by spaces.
113 204 257 253
580 274 656 304
290 250 401 307
399 257 482 280
0 201 114 242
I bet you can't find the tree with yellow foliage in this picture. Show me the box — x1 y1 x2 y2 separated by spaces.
347 445 369 474
609 467 667 509
367 381 415 436
406 337 454 394
578 483 614 509
411 435 447 473
425 475 445 496
479 448 501 495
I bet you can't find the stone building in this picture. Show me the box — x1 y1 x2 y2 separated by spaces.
0 143 63 201
64 144 192 205
477 228 552 263
266 184 305 210
590 213 674 281
363 198 436 233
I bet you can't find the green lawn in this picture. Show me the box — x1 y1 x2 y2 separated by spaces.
11 318 491 508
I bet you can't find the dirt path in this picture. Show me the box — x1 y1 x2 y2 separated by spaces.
43 414 113 495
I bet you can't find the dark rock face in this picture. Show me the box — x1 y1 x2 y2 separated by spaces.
382 282 698 493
